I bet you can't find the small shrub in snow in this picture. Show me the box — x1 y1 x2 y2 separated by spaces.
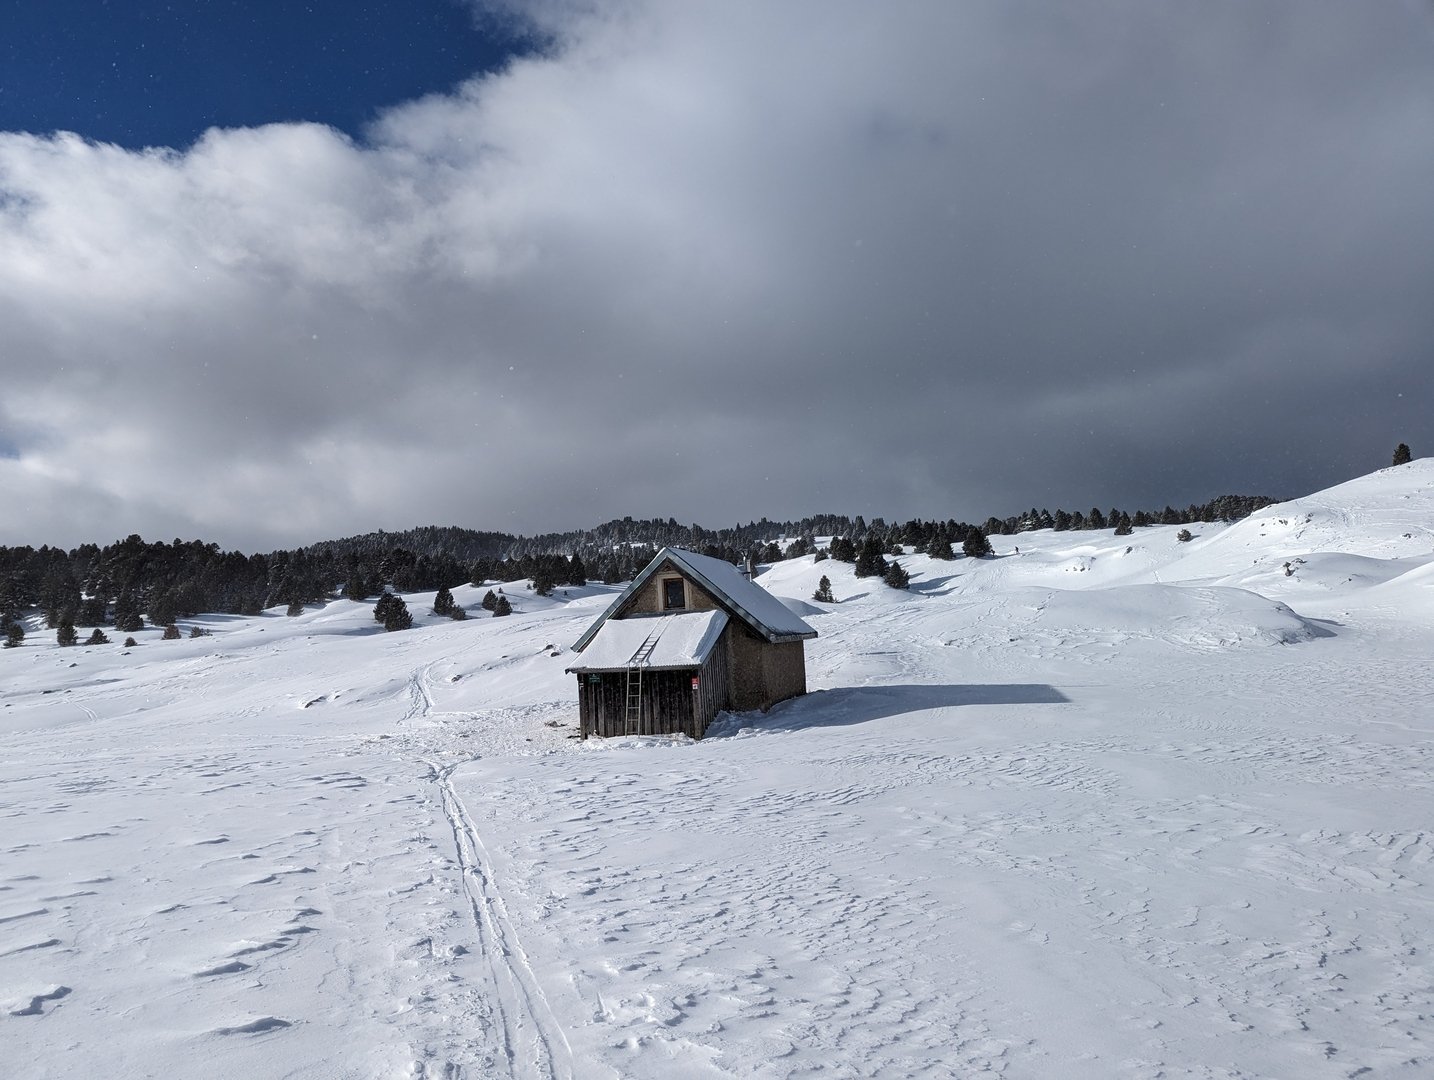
449 605 468 621
162 623 181 640
85 629 111 646
188 626 210 638
1176 529 1193 543
492 595 512 617
813 575 835 603
123 637 138 648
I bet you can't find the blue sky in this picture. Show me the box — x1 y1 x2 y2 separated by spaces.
1 2 1432 551
0 0 526 148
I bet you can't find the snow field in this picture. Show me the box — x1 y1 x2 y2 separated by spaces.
4 460 1434 1077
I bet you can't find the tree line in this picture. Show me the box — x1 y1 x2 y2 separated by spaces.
0 492 1280 640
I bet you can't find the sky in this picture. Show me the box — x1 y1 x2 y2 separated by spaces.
2 0 1432 552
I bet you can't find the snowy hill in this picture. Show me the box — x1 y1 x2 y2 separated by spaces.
3 464 1433 1078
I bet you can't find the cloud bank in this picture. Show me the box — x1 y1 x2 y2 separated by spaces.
3 1 1432 549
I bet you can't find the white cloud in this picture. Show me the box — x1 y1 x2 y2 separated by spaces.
2 1 1432 549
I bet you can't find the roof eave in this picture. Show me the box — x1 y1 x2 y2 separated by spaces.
566 662 704 674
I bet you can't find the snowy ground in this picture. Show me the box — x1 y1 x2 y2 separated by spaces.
4 462 1433 1079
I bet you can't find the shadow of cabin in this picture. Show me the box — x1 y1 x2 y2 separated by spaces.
566 547 818 739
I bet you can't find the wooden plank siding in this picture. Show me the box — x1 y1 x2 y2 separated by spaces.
577 625 732 740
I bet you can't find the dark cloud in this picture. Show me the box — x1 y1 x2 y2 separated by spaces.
2 1 1431 549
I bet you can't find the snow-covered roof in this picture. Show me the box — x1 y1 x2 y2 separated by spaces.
566 610 728 672
571 547 818 653
673 548 819 639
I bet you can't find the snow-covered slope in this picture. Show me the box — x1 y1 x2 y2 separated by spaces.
3 464 1433 1079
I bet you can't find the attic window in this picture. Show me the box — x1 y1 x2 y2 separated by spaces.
663 578 685 610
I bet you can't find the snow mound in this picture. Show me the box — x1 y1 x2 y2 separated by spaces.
1012 584 1328 648
775 595 826 618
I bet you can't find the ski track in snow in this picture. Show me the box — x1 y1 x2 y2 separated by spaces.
426 759 574 1080
4 465 1434 1077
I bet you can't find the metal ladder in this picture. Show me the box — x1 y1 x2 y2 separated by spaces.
623 630 661 734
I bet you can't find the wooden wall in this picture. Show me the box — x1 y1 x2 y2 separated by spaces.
728 629 806 712
577 628 733 739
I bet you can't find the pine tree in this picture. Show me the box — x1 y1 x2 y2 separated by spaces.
147 590 177 630
162 623 181 639
927 537 954 560
963 529 994 558
79 592 107 627
1113 513 1133 536
113 591 144 634
41 571 81 628
373 591 399 625
883 561 910 590
1393 442 1413 466
829 536 858 563
432 585 456 616
57 618 78 647
85 628 111 646
481 589 498 611
449 605 468 621
345 570 370 603
854 537 887 579
566 555 588 586
813 575 835 603
0 576 23 625
381 595 412 632
492 595 512 617
3 622 23 648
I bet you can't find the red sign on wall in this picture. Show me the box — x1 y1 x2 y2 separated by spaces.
691 676 700 689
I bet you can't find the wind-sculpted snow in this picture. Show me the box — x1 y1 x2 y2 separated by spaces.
3 466 1434 1077
1011 584 1329 649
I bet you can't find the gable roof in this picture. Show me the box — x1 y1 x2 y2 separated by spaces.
572 546 818 653
565 610 728 673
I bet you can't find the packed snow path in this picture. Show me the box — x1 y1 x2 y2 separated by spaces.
4 463 1434 1077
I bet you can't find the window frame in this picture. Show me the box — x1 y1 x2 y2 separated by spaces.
662 577 686 610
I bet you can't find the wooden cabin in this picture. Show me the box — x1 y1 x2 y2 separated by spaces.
566 547 818 739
